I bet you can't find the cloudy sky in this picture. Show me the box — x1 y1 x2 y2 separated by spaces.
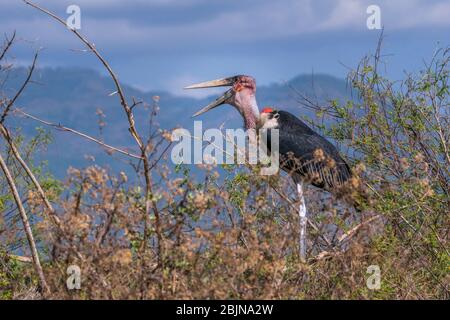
1 0 449 96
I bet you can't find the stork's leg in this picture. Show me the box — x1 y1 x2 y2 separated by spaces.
297 183 307 261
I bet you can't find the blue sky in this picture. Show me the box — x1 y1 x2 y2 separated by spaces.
1 0 449 97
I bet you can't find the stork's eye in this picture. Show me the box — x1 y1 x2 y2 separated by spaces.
234 82 243 92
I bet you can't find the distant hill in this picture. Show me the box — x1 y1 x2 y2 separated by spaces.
2 67 353 177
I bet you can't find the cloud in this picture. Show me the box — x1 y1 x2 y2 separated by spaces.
1 0 448 94
1 0 448 52
381 0 450 28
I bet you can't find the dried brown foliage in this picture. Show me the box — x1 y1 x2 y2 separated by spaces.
1 4 448 300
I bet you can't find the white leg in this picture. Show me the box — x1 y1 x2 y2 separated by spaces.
297 183 307 261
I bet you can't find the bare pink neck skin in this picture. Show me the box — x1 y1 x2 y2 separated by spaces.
240 94 260 130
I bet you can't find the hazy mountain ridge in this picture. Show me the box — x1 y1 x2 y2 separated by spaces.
2 67 352 177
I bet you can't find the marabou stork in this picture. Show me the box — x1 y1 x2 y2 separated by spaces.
185 75 352 260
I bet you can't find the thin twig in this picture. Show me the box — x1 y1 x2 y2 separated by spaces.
23 0 143 148
0 123 61 225
14 108 143 160
0 150 50 295
0 31 16 61
7 254 33 263
0 52 38 123
24 2 165 293
337 214 382 243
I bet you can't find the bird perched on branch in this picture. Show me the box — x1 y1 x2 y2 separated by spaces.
185 75 355 261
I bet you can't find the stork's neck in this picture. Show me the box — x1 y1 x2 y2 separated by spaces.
241 94 260 129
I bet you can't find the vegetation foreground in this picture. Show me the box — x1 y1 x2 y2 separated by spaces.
0 16 448 299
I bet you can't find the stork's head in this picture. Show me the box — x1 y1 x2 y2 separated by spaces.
184 75 260 128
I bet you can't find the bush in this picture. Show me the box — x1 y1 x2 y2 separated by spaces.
1 26 448 298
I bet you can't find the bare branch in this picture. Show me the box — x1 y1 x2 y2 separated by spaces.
23 0 144 149
0 52 38 123
24 0 164 282
7 254 33 263
14 108 144 160
0 123 61 223
0 150 50 295
337 214 382 243
0 31 16 61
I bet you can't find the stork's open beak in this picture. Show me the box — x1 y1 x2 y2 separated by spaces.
184 76 237 117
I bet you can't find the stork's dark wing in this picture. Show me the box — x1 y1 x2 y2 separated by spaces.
267 111 351 191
